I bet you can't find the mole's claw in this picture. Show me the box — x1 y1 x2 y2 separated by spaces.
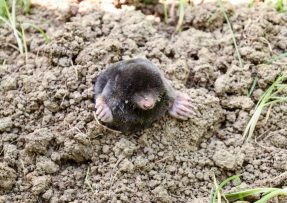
98 106 113 123
182 110 194 118
168 109 188 120
101 112 113 123
95 97 113 123
98 109 107 119
96 105 103 115
169 91 195 120
176 103 193 114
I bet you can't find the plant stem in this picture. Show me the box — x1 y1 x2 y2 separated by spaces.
255 188 287 203
218 0 243 68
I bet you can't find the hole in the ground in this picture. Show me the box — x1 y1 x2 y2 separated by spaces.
189 53 199 60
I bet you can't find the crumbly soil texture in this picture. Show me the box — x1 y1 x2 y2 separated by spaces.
1 2 287 203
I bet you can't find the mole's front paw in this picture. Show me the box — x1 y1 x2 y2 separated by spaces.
168 91 194 120
95 97 113 123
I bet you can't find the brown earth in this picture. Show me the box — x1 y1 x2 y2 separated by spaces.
1 2 287 203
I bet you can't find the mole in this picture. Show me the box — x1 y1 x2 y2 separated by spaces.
94 58 194 132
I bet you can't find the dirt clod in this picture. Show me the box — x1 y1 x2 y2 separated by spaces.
23 128 54 154
0 117 13 132
31 175 51 195
0 163 17 192
213 149 244 170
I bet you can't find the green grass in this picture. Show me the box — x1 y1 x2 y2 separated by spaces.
25 22 49 43
248 52 287 97
248 0 255 8
210 174 241 203
0 0 24 54
248 74 259 97
243 72 287 142
217 0 244 69
265 52 287 65
163 0 168 23
175 0 187 32
0 0 49 60
19 0 30 14
276 0 284 12
0 0 30 18
248 0 286 11
0 0 7 17
225 187 287 202
245 50 287 140
20 23 28 62
211 175 287 202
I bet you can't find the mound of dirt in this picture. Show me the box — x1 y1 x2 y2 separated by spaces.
1 2 287 202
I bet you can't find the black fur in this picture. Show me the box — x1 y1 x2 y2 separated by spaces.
94 58 171 132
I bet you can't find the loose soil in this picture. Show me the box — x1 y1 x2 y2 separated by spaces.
1 2 287 203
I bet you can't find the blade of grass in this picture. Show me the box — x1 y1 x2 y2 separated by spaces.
265 52 287 64
24 22 49 43
175 0 187 32
248 0 255 8
243 105 264 141
84 167 95 194
0 0 47 56
217 0 243 68
248 74 259 97
276 0 284 12
0 15 11 26
21 0 30 14
212 174 222 203
255 188 287 203
210 174 241 203
5 0 24 53
243 73 287 142
163 0 168 23
249 51 287 97
225 188 279 202
20 23 28 63
0 0 7 18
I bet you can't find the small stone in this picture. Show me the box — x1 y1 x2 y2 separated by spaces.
0 117 13 132
44 101 60 112
0 76 17 91
253 89 264 101
0 163 17 191
51 152 61 162
0 196 6 203
190 198 210 203
58 57 70 67
3 144 17 165
102 145 110 154
42 189 53 200
152 186 172 203
134 156 148 169
32 176 51 195
60 189 75 202
0 63 8 76
50 196 59 203
119 158 134 172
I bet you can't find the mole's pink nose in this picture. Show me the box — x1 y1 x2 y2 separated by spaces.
143 103 153 109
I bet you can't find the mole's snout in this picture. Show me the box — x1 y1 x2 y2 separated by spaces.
143 102 154 110
141 97 156 110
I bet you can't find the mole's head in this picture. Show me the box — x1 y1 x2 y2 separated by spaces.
116 60 165 110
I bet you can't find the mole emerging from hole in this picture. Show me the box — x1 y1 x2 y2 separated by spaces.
94 58 194 132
